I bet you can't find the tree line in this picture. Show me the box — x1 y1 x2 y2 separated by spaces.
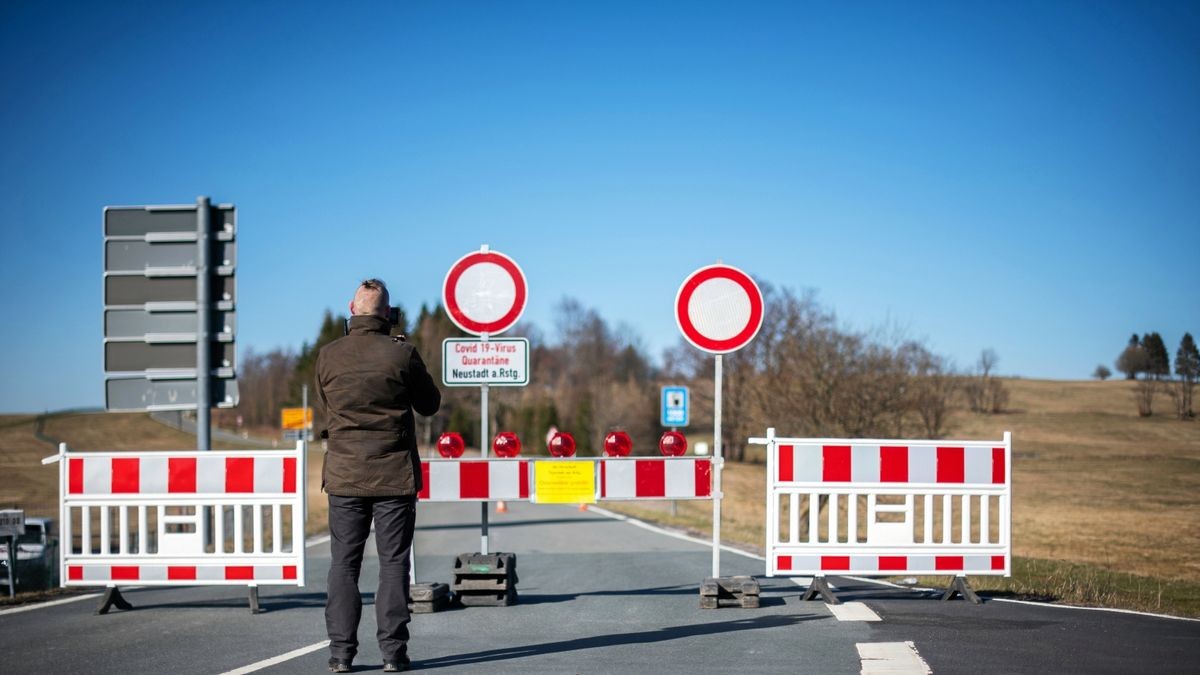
1101 332 1198 419
219 282 1017 461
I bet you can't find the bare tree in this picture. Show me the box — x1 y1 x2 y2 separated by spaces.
1092 365 1112 381
965 348 1008 414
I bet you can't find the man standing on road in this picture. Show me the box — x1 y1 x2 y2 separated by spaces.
317 278 441 673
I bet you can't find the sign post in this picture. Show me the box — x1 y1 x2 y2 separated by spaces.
675 264 764 579
442 245 528 555
0 510 24 597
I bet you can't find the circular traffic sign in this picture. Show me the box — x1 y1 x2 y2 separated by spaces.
442 248 527 335
675 264 764 354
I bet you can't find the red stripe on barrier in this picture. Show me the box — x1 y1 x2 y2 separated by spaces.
778 555 792 571
992 447 1006 484
283 457 297 493
992 556 1005 571
519 460 530 499
821 555 850 571
778 445 793 481
879 556 908 571
418 463 430 500
169 457 196 493
880 446 908 482
169 566 196 580
823 446 852 481
460 462 489 499
599 460 607 498
283 565 297 580
69 458 83 494
936 447 964 483
225 566 254 580
636 460 666 498
68 566 82 581
111 458 140 493
695 459 711 497
935 555 963 571
111 566 139 580
225 458 254 493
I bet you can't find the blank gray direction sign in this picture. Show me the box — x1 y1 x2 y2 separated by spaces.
104 274 235 306
104 308 236 339
105 341 236 372
104 204 235 237
104 239 236 272
106 377 239 412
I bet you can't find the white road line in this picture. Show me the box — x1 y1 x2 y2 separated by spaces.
584 505 765 561
218 639 330 675
828 602 881 622
857 641 931 674
585 507 1200 623
0 592 102 616
3 535 331 617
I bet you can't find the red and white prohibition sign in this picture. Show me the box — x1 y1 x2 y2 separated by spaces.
675 264 764 354
442 246 528 336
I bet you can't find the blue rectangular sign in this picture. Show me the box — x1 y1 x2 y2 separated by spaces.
661 386 689 427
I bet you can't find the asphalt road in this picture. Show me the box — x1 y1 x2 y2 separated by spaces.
1 501 1197 674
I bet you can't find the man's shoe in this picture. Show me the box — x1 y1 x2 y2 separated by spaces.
328 657 352 673
382 656 410 672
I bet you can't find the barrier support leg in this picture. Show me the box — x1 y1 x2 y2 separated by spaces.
941 575 982 604
95 586 133 615
248 585 262 614
800 576 840 605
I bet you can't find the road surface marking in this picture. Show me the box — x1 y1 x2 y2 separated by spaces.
218 639 330 675
857 641 931 674
829 601 881 622
585 510 1200 624
586 505 764 561
0 592 102 616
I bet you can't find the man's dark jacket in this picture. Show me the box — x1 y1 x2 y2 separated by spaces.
316 314 441 497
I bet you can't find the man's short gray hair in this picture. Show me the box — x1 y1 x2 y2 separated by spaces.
352 278 390 317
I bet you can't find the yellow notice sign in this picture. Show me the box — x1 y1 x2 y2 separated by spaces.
280 407 312 430
533 460 596 504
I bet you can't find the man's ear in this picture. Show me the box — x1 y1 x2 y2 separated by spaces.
348 299 355 315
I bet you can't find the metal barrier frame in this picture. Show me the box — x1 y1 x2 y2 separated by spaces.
43 441 307 590
751 428 1011 581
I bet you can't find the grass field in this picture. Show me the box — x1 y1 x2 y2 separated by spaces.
603 378 1200 617
2 378 1197 616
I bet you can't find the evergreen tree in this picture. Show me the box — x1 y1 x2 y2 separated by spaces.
1142 332 1170 378
1175 333 1199 419
1177 333 1200 380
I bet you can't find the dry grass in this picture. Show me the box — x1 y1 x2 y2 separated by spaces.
603 378 1200 616
4 380 1198 615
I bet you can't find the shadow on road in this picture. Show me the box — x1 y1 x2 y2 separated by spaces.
126 590 336 612
416 516 608 531
413 614 824 669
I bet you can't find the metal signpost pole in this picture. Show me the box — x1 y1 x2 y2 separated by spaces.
5 537 14 597
480 332 490 555
196 197 213 546
712 354 723 579
196 196 212 454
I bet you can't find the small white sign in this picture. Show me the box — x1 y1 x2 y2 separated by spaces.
443 337 530 387
0 510 25 538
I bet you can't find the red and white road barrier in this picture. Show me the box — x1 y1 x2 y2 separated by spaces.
415 457 713 502
752 428 1011 577
419 459 532 501
43 442 307 588
599 458 712 500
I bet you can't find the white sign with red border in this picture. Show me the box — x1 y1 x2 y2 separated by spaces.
442 246 527 336
675 264 764 354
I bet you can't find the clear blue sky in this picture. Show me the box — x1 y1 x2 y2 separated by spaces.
1 1 1197 412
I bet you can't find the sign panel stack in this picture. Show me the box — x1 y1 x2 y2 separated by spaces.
102 203 238 411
